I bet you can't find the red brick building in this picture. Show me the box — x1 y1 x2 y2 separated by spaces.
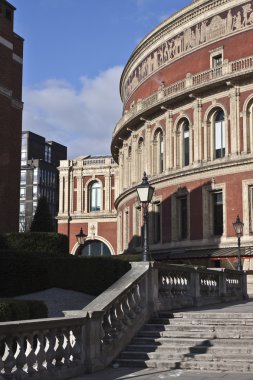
0 0 23 232
111 0 253 269
58 0 253 269
57 156 118 256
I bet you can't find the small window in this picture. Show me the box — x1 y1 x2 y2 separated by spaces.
213 54 223 67
45 145 52 163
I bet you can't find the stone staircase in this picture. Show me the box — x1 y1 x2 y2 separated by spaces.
113 310 253 372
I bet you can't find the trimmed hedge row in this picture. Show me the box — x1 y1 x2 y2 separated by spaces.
0 251 131 297
0 232 69 256
0 299 48 322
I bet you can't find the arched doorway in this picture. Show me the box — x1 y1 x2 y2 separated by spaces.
79 239 111 257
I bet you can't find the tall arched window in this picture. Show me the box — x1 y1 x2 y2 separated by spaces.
89 181 101 211
214 110 225 158
183 121 189 167
153 129 164 174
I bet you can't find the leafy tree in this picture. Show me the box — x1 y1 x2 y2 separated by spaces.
30 197 54 232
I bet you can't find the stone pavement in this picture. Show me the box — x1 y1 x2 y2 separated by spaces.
71 368 253 380
72 298 253 380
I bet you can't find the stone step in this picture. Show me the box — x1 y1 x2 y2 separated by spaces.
131 336 253 347
137 329 253 339
118 351 253 363
125 344 253 355
142 323 253 332
160 318 253 325
159 312 253 319
114 358 252 372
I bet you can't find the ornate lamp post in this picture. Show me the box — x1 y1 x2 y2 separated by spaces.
75 227 87 246
232 215 244 271
136 172 155 262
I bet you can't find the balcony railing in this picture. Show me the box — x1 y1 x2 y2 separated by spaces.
113 54 253 139
0 263 247 379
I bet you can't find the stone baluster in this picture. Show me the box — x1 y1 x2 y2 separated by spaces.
126 290 137 320
54 329 65 368
45 332 56 370
35 332 47 373
4 336 16 378
102 310 114 344
121 294 132 327
25 333 38 375
61 328 71 368
70 327 82 365
14 335 27 377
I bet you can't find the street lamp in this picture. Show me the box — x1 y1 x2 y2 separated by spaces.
75 227 87 245
136 172 155 262
232 215 244 271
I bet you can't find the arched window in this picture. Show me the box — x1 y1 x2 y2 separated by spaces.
79 240 111 256
89 181 101 211
244 98 253 154
153 129 164 174
183 122 189 166
214 110 225 158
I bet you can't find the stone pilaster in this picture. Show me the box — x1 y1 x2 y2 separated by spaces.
193 99 202 163
229 86 240 155
145 123 152 175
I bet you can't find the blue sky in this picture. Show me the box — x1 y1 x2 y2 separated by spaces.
11 0 192 158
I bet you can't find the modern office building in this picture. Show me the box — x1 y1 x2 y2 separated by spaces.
19 131 67 232
57 155 118 255
0 0 23 232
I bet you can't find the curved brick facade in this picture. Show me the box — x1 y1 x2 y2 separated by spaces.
112 0 253 268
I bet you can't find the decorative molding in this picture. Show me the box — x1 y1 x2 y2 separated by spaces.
121 1 253 103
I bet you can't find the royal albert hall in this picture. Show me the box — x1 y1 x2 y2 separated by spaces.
111 0 253 269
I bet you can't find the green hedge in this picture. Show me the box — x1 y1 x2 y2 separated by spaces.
0 251 131 297
0 232 69 256
0 299 48 322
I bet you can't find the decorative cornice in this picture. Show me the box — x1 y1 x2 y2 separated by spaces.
121 0 253 103
114 155 253 208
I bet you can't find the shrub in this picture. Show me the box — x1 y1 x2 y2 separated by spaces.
0 299 48 322
0 232 69 256
0 251 131 297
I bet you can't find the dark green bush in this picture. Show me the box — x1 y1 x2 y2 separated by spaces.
0 299 48 321
0 251 131 297
0 232 69 256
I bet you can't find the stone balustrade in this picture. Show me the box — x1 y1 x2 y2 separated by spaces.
0 263 247 379
112 54 253 139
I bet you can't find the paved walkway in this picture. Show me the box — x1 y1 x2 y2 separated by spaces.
72 298 253 380
71 368 253 380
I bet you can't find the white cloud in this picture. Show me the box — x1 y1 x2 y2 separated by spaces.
22 66 123 159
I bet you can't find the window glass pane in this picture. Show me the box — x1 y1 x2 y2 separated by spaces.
20 187 26 199
20 170 26 184
183 124 189 166
213 192 223 235
215 111 225 158
90 182 101 211
80 240 111 257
